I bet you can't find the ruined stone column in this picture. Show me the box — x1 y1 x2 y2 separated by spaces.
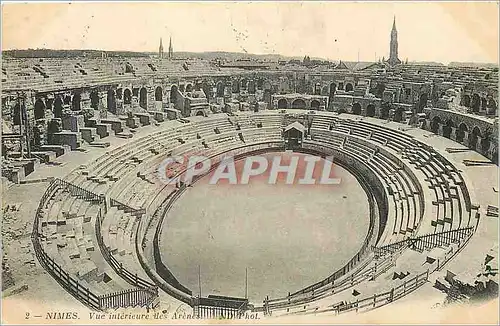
450 127 457 141
438 124 444 136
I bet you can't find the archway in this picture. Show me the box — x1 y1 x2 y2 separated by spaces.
170 85 178 104
240 78 248 90
417 93 428 113
107 90 116 113
311 100 320 110
232 81 240 93
34 99 45 120
462 95 471 107
469 126 481 150
116 88 123 100
481 133 491 154
155 86 163 101
352 102 361 115
292 99 307 109
196 111 205 117
248 80 256 94
471 94 480 112
345 83 354 92
481 97 488 111
456 123 468 143
314 84 321 95
442 119 455 139
366 104 375 117
394 108 404 122
63 94 71 105
53 96 63 118
487 97 497 114
430 116 441 134
139 87 148 109
321 86 329 96
257 79 264 90
277 99 288 109
71 93 81 111
216 82 225 97
124 88 132 105
186 84 193 93
380 106 389 119
90 90 99 109
329 83 337 97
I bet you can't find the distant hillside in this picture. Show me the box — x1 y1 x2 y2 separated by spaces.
448 62 499 68
2 49 150 58
2 48 326 61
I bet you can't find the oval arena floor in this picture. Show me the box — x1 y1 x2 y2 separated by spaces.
159 152 370 301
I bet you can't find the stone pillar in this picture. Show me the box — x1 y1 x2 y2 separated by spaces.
438 124 444 136
476 138 482 153
462 131 469 147
450 127 457 141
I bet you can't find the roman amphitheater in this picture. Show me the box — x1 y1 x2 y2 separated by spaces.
2 32 499 322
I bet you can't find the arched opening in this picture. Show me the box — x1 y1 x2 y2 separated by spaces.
352 102 361 115
345 83 354 92
430 116 441 134
394 108 404 122
469 126 481 150
53 96 63 118
481 133 491 153
351 102 361 115
63 94 71 105
292 99 307 109
196 111 205 117
116 88 123 100
178 84 185 93
124 88 132 105
311 100 320 109
34 99 45 120
487 98 497 113
314 83 321 95
232 81 240 93
170 85 178 104
248 80 256 94
471 94 481 112
462 95 471 107
202 82 211 101
107 90 116 114
216 82 225 97
321 86 329 96
380 106 389 119
71 93 81 111
139 87 148 109
90 90 99 109
481 97 488 111
257 79 264 90
240 78 248 90
186 84 193 93
366 104 375 117
442 119 455 139
155 86 163 101
277 99 288 109
456 123 468 143
329 83 337 97
417 93 428 113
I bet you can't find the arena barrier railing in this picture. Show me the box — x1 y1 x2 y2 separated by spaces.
258 142 386 308
32 178 158 311
279 269 429 317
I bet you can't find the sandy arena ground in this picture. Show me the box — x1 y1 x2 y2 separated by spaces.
159 152 370 302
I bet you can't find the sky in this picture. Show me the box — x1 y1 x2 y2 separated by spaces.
1 1 499 64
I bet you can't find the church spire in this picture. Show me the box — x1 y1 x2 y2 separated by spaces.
168 36 173 60
388 15 401 66
159 37 164 59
